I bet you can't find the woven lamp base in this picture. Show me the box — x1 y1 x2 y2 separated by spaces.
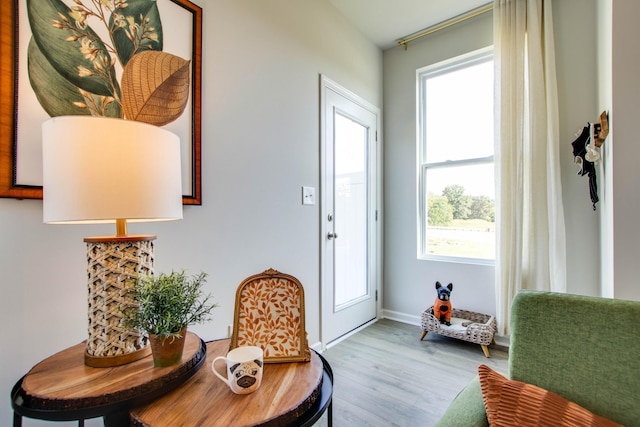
83 235 156 368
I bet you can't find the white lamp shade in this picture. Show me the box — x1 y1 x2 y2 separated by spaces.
42 116 183 224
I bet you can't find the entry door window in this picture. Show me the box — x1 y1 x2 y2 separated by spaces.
334 113 368 308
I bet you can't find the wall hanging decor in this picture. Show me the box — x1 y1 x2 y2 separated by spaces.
571 111 609 210
230 269 311 364
0 0 202 204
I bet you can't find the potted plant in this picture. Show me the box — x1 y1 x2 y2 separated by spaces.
123 270 217 367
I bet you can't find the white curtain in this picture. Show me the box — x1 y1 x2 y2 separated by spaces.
494 0 566 335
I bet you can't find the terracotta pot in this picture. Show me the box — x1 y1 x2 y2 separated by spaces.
148 328 187 367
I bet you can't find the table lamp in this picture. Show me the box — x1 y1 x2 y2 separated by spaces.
42 116 183 367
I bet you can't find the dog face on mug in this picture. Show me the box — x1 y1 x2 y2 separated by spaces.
230 359 263 390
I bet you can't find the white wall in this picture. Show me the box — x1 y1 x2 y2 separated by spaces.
381 0 608 324
598 0 613 298
553 0 602 297
597 0 640 302
609 0 640 301
382 13 496 322
0 1 382 424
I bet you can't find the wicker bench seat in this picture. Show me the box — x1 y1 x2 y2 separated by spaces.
420 306 496 357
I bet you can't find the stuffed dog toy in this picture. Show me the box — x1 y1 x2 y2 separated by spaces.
433 281 453 326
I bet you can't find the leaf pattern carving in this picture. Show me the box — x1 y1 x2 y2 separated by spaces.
236 278 302 358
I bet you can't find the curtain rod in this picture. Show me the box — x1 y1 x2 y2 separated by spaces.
396 2 493 49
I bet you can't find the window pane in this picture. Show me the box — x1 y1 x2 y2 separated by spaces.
425 60 493 163
425 163 495 259
334 113 368 307
418 48 495 262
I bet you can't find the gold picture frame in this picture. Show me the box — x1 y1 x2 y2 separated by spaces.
230 268 311 363
0 0 202 205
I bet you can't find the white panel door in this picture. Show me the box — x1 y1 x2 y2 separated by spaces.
321 76 380 345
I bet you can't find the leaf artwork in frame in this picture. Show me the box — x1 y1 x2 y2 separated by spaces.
0 0 202 204
231 269 311 364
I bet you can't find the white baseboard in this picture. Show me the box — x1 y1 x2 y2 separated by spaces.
326 318 379 350
313 318 380 352
493 334 510 348
381 309 420 326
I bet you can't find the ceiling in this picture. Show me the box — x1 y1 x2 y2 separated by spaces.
328 0 490 50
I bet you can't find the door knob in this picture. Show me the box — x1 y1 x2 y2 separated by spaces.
327 232 338 240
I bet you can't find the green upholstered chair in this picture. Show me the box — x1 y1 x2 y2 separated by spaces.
436 290 640 427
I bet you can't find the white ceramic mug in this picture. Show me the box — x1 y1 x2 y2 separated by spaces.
212 346 264 394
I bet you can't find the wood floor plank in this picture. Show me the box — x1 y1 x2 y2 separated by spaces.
320 319 508 427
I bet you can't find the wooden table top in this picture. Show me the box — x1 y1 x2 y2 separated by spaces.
130 339 324 427
19 332 205 413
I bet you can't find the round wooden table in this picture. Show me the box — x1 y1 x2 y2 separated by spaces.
11 332 206 427
130 339 333 427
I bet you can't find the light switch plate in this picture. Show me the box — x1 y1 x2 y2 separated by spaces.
302 186 315 205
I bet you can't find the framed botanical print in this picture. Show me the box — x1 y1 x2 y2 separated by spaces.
0 0 202 204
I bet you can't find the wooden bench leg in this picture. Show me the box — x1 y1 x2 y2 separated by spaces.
419 330 428 341
481 344 490 358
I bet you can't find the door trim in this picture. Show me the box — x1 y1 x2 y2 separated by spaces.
319 74 382 349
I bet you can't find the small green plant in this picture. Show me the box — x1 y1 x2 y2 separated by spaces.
122 270 217 340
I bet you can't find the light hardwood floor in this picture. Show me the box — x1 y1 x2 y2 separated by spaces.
319 318 508 427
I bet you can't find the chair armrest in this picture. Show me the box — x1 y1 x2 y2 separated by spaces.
435 376 488 427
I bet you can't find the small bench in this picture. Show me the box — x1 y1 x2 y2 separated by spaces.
420 306 496 357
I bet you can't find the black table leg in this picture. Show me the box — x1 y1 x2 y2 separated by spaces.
103 410 129 427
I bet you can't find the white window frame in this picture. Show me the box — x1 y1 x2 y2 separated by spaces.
417 46 494 265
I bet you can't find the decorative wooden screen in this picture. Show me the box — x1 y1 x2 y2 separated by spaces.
230 268 310 363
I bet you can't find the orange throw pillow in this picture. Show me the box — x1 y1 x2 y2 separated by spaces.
477 365 622 427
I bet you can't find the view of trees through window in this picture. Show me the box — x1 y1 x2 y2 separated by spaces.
429 184 495 225
427 184 495 259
